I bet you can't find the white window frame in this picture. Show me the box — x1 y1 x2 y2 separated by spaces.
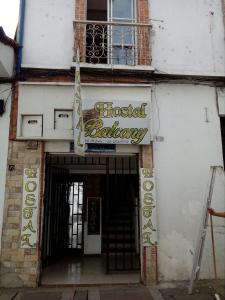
107 0 137 65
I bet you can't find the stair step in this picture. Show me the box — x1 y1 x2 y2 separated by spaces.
106 243 136 249
104 248 136 253
102 233 134 241
110 214 133 219
106 221 133 226
109 219 133 223
102 238 135 244
103 228 134 234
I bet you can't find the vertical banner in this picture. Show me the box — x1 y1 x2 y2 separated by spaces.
73 48 85 156
140 168 157 246
20 167 39 248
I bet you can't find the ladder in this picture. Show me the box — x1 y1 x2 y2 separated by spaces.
188 166 223 294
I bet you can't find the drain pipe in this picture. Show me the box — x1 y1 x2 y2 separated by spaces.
16 0 26 75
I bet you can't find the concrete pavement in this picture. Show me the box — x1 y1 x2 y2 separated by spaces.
0 280 224 300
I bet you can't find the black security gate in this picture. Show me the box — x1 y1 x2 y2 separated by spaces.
42 164 69 267
42 154 140 273
67 181 84 251
103 156 140 273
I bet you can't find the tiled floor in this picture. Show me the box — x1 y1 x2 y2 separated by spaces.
41 256 140 285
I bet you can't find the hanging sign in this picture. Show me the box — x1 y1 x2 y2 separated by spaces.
140 168 157 246
82 99 151 145
20 167 39 248
73 48 85 156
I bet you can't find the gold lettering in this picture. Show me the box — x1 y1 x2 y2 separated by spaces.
77 131 83 147
21 233 34 247
93 102 148 119
144 193 154 206
23 207 36 219
143 218 155 231
143 180 154 192
143 205 155 218
142 232 154 246
120 128 130 139
25 194 36 206
76 117 84 131
25 168 37 179
94 102 113 118
140 103 147 118
85 119 103 138
25 181 37 193
84 119 148 144
22 220 36 233
142 168 152 178
131 128 148 145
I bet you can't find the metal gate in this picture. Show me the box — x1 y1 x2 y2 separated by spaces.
104 156 140 273
67 181 84 251
42 164 69 267
42 154 140 273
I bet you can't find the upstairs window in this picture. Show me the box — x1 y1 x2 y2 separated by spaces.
75 0 151 66
109 0 136 65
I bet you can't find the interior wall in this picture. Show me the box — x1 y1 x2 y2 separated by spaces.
152 83 225 281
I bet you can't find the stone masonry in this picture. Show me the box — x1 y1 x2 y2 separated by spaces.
0 141 43 287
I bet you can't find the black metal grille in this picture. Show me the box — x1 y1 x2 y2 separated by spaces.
67 182 84 250
104 156 140 273
42 154 140 273
42 165 69 267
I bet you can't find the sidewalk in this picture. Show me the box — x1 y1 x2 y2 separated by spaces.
0 280 224 300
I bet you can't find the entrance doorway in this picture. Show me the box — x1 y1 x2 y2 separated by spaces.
41 154 140 285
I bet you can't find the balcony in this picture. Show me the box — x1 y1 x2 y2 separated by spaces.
74 20 152 70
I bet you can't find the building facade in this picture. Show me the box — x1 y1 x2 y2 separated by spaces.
0 0 225 287
0 27 17 264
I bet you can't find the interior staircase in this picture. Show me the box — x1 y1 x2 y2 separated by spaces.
102 175 140 272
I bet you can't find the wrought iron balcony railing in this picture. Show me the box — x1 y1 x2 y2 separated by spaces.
74 20 151 66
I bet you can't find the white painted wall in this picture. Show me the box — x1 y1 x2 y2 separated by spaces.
17 82 225 281
22 0 75 69
21 0 225 75
17 83 151 140
150 0 225 76
84 197 102 255
0 84 12 250
0 43 14 77
152 83 225 281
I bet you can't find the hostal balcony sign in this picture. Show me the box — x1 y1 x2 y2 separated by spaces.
82 99 151 145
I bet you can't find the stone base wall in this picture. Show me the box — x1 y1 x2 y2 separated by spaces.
140 145 158 285
0 141 43 287
1 142 156 287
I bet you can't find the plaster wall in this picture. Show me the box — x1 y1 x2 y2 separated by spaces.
0 43 14 77
152 83 225 281
150 0 225 76
21 0 225 75
0 84 12 250
22 0 75 69
16 82 225 281
17 83 151 140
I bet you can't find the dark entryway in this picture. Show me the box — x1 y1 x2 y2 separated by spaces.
220 117 225 166
41 154 140 284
